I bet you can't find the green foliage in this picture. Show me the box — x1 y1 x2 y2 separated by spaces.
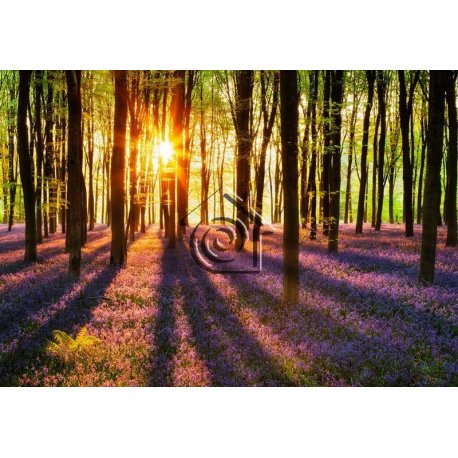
46 326 99 359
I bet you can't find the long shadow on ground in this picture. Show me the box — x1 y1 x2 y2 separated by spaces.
150 240 296 386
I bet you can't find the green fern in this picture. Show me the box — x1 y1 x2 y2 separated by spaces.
46 326 99 357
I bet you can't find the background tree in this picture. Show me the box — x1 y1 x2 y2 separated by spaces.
234 70 254 243
399 70 419 237
375 70 387 231
305 70 319 240
253 70 279 241
419 71 447 283
445 72 457 247
66 70 83 276
328 70 344 252
355 70 375 234
110 70 128 266
17 70 37 262
280 70 299 306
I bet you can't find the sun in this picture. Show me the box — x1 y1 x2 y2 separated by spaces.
158 140 173 164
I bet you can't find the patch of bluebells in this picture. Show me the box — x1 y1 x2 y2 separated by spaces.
0 222 456 386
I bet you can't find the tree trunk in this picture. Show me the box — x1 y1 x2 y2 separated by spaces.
280 70 299 306
34 71 44 242
87 73 95 231
110 70 128 266
44 71 55 237
8 85 17 232
234 70 254 245
300 76 312 229
371 112 380 227
356 71 375 234
375 71 386 231
344 75 358 225
322 70 332 235
306 71 319 240
419 71 447 283
399 70 419 237
417 101 427 224
167 70 185 248
18 71 37 262
173 70 186 239
328 71 345 252
445 72 457 247
65 70 83 276
254 71 279 242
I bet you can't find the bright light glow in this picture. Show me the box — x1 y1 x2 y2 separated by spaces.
158 140 173 164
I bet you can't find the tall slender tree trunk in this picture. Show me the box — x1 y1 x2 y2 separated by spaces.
254 71 279 242
375 71 386 231
371 112 380 227
445 72 457 246
322 71 332 235
328 71 345 252
17 71 37 262
234 70 254 245
182 70 196 228
167 70 185 248
173 70 186 239
105 128 111 227
34 71 44 242
8 86 17 232
66 71 83 276
87 73 95 231
356 71 375 234
110 70 128 266
200 81 209 225
44 71 55 237
306 71 319 240
60 110 67 234
300 79 312 229
399 70 419 237
419 71 447 283
344 76 358 225
417 101 427 224
280 70 299 306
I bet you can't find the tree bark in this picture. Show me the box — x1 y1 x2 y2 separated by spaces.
34 71 44 242
375 71 386 231
172 70 186 240
322 71 332 235
328 71 345 252
419 71 447 283
110 70 128 266
306 71 319 240
445 72 457 247
7 84 17 232
280 70 299 307
254 71 279 241
356 71 375 233
18 71 37 262
234 70 254 244
399 70 419 237
66 70 83 276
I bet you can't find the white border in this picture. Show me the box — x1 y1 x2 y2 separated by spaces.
1 388 457 457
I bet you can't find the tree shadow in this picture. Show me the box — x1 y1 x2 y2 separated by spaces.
149 241 297 386
0 261 120 386
268 249 457 332
0 226 110 276
148 240 179 386
266 229 458 288
218 249 457 385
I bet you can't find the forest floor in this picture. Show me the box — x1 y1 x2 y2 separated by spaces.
0 222 457 386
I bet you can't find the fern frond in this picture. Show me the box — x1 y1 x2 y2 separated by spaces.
52 330 75 348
